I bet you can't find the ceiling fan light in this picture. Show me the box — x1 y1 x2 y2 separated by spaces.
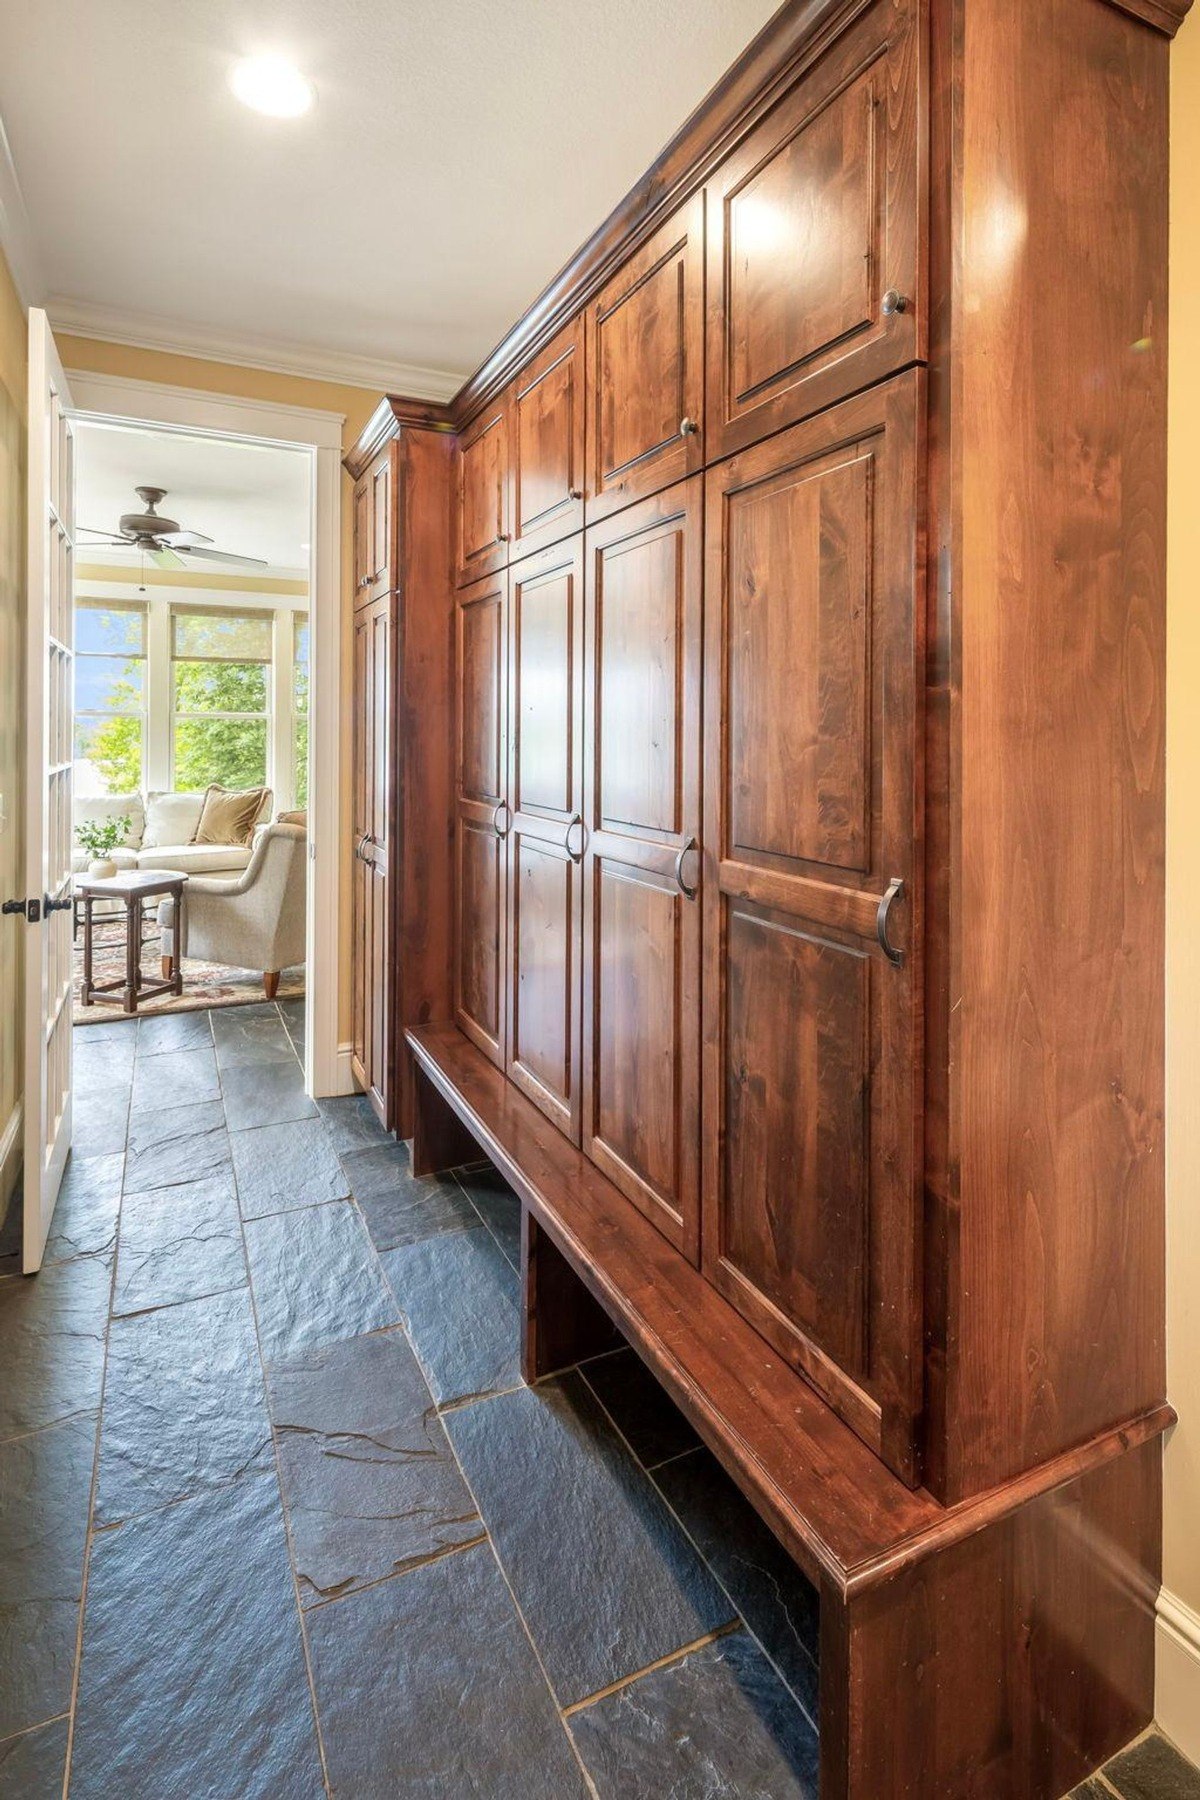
230 54 314 119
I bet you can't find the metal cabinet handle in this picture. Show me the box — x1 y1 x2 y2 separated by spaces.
673 836 700 900
679 416 700 438
494 532 510 545
492 801 512 839
565 815 585 863
875 877 905 966
355 832 372 864
882 289 909 316
567 487 583 501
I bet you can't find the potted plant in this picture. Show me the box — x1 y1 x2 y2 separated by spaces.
76 814 131 880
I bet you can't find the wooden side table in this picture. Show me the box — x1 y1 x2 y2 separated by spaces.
77 870 188 1014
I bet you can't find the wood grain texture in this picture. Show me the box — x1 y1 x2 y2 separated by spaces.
521 1209 622 1382
510 317 586 561
454 569 508 1066
343 395 453 480
924 0 1171 1504
454 394 512 586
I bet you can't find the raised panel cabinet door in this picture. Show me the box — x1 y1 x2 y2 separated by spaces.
353 469 374 603
455 394 512 586
582 480 702 1260
506 537 584 1141
705 0 924 461
454 569 508 1067
510 316 586 562
702 371 925 1485
351 597 395 1126
586 193 704 525
368 448 394 601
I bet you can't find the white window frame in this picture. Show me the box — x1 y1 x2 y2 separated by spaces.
168 602 274 797
73 596 148 797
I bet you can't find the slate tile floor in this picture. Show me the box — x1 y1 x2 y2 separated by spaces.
0 1000 1195 1798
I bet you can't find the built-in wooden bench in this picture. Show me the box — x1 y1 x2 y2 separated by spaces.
407 1022 1171 1796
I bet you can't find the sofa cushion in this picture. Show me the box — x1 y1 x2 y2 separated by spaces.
135 843 253 876
143 792 205 848
195 783 271 847
74 795 145 850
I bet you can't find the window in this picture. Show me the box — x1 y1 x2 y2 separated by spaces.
293 613 310 808
73 600 146 796
171 608 271 792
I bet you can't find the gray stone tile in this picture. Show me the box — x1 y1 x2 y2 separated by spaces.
570 1632 818 1799
267 1329 481 1605
654 1447 819 1720
39 1153 124 1269
0 1716 69 1798
72 1088 130 1156
382 1226 521 1406
114 1175 246 1316
279 998 306 1050
211 1003 297 1067
95 1286 273 1526
130 1045 220 1113
124 1100 231 1194
70 1476 325 1800
0 1254 111 1440
221 1059 317 1131
455 1165 522 1270
581 1347 700 1469
245 1201 398 1362
1106 1733 1200 1800
74 1030 136 1092
446 1373 734 1707
305 1540 588 1800
0 1414 96 1738
1068 1782 1113 1800
317 1093 389 1154
339 1141 410 1198
231 1118 349 1219
0 1199 18 1273
356 1165 480 1255
71 1016 135 1042
136 1009 213 1057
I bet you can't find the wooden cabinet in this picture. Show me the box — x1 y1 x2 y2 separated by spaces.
353 448 395 605
702 373 924 1479
585 194 704 523
454 394 511 586
705 0 922 462
510 319 585 561
581 482 703 1261
505 539 585 1139
454 568 508 1066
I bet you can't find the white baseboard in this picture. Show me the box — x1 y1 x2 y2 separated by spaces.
335 1041 358 1097
0 1099 23 1220
1156 1587 1200 1767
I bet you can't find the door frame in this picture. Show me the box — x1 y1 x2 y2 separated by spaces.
65 368 348 1097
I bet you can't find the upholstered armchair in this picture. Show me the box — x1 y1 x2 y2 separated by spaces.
158 821 306 999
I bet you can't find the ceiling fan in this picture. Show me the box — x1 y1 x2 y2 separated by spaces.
77 486 269 572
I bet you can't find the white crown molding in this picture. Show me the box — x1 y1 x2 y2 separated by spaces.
0 111 44 307
1156 1587 1200 1768
65 367 346 449
48 295 464 401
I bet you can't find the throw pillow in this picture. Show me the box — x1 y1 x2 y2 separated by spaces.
195 783 271 847
143 791 205 848
275 809 307 827
75 795 145 849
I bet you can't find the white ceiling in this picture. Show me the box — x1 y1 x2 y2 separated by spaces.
0 0 781 392
74 422 311 575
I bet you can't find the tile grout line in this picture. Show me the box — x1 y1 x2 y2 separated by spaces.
215 1031 336 1800
296 1530 490 1613
560 1618 744 1717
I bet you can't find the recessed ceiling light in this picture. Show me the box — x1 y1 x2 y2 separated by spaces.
230 54 314 119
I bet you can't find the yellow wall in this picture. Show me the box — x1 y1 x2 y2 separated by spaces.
1163 11 1200 1711
0 247 26 1210
58 334 381 1050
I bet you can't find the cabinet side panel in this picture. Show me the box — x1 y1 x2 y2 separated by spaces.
940 0 1168 1498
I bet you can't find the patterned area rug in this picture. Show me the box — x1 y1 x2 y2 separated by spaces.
73 916 304 1024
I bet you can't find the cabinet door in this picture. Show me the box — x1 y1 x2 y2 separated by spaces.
506 538 584 1141
702 372 924 1484
510 317 585 562
586 194 704 524
354 448 395 605
351 596 395 1126
454 569 508 1066
455 395 511 586
705 0 923 461
582 481 702 1260
353 469 374 602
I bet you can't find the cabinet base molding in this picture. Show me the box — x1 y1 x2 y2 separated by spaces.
1154 1590 1200 1771
408 1023 1170 1800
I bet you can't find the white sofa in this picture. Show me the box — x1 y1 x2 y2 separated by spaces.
72 790 271 881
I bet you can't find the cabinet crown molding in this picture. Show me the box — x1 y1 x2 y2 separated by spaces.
344 393 454 478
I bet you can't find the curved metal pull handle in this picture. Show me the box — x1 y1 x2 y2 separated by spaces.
492 801 512 840
875 877 905 966
679 416 700 438
882 289 910 317
565 814 585 863
355 832 372 864
674 836 700 900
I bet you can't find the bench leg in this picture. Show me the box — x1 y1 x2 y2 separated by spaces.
521 1211 621 1383
411 1063 479 1175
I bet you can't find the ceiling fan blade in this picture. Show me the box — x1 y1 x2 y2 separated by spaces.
78 526 134 541
175 545 270 570
159 529 214 548
149 545 186 570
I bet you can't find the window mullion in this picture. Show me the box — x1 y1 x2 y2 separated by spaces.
146 600 172 793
